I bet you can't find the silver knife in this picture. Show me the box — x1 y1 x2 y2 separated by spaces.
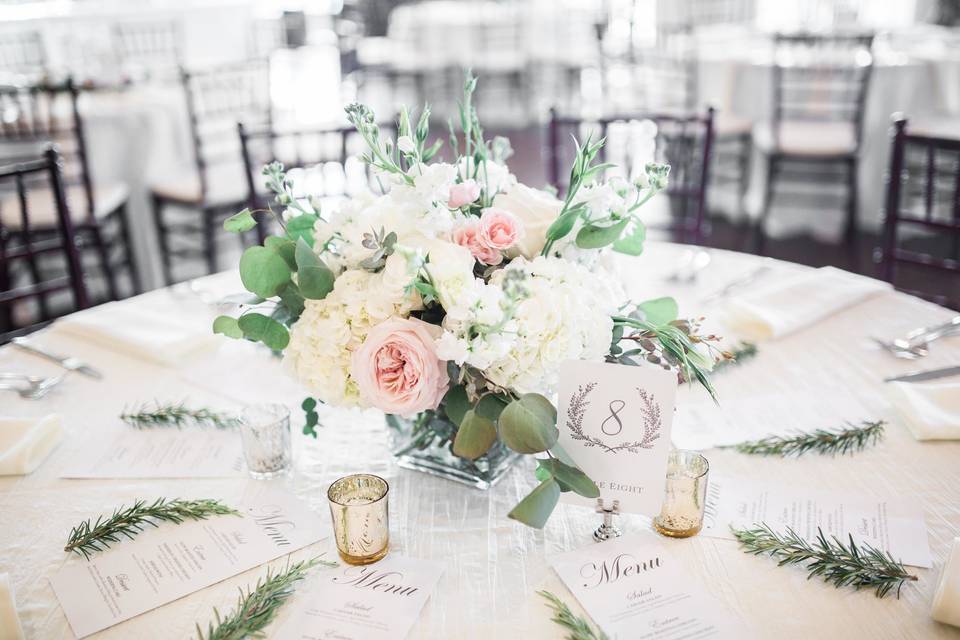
884 365 960 383
10 337 103 379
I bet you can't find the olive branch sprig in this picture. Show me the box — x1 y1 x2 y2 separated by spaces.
197 557 337 640
537 590 609 640
732 524 918 598
65 498 239 559
723 420 885 457
120 401 240 429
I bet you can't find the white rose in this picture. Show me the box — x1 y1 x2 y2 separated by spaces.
492 184 563 259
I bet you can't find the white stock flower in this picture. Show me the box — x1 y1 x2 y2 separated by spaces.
396 135 416 154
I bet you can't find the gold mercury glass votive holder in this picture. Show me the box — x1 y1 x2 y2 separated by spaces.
327 473 390 565
653 450 710 538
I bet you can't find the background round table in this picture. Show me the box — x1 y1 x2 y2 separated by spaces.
1 242 958 639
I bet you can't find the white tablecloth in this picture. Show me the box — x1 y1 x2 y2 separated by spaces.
1 243 959 639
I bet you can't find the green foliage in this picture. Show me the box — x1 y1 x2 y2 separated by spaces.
238 313 290 351
508 478 560 529
635 297 679 326
475 393 508 421
612 220 646 256
441 385 470 426
276 282 305 319
537 590 609 640
285 214 319 246
265 236 297 270
212 315 243 339
498 393 559 454
536 458 600 498
344 103 415 186
223 208 257 233
120 401 239 429
295 238 335 300
574 219 629 249
357 228 397 272
301 397 320 438
65 498 239 559
726 420 885 457
239 245 291 298
452 410 497 460
732 524 917 599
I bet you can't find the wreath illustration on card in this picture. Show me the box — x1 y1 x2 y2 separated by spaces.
566 382 661 454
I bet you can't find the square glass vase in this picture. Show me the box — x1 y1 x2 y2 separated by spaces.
386 412 519 490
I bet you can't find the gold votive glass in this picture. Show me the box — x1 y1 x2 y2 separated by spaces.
327 473 390 565
653 450 709 539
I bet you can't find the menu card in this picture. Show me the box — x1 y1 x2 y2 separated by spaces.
702 477 933 568
551 535 739 639
60 429 244 478
274 555 443 640
556 361 677 515
50 491 325 638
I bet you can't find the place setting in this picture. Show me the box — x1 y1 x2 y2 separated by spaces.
2 3 960 639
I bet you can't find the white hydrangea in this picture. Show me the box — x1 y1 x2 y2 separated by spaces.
284 253 422 407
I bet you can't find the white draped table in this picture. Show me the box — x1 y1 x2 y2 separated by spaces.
1 242 959 639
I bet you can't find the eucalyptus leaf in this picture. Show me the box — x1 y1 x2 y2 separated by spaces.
475 393 508 421
223 208 257 233
498 393 559 454
442 385 470 426
538 458 600 498
238 313 290 351
452 410 497 460
277 282 306 319
295 238 334 300
507 478 560 529
286 213 319 246
545 206 581 242
575 219 628 249
212 315 243 339
239 246 291 298
612 220 646 256
265 236 297 271
636 297 679 325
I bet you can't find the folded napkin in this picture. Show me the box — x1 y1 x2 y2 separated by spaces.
933 537 960 627
50 300 217 367
722 266 890 341
0 574 24 640
885 377 960 440
0 415 63 476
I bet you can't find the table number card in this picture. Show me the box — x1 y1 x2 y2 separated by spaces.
274 555 443 640
556 360 677 515
551 535 740 639
50 491 325 638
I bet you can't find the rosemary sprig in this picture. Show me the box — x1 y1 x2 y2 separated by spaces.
724 420 885 457
197 557 336 640
120 401 240 429
537 590 609 640
65 498 239 559
732 524 917 598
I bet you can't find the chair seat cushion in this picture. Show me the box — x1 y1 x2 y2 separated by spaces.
753 120 858 157
714 112 753 137
149 163 250 207
907 114 960 139
0 182 128 230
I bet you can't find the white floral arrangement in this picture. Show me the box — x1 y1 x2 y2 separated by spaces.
216 74 723 528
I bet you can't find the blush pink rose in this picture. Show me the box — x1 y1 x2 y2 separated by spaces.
447 179 481 209
452 219 503 266
351 317 449 417
479 207 524 251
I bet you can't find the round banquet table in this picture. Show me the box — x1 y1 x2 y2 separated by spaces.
1 242 959 639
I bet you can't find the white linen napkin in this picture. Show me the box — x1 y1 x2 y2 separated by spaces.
721 266 890 341
0 415 63 476
885 377 960 440
50 300 217 366
933 537 960 627
0 573 24 640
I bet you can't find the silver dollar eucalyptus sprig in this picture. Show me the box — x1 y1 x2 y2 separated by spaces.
537 591 609 640
197 557 337 640
724 420 885 457
732 524 917 598
120 401 240 429
65 498 239 559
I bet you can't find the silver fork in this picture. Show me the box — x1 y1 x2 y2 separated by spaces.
0 373 66 399
873 316 960 359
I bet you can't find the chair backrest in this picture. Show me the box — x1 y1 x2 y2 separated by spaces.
546 107 715 244
878 117 960 310
0 147 89 342
0 30 48 79
0 79 95 219
771 32 874 149
182 59 272 202
113 20 183 77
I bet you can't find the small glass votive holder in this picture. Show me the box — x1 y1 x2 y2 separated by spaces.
653 450 710 539
239 404 292 479
327 474 390 565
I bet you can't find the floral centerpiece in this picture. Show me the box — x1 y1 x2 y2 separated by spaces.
215 74 723 528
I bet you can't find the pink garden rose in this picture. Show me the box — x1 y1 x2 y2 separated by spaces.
452 219 503 266
447 179 481 209
479 207 524 251
351 317 449 416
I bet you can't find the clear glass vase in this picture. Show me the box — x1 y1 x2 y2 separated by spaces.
386 411 519 490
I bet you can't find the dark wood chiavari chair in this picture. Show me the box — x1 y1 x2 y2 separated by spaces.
877 117 960 310
546 107 715 245
112 20 183 80
754 32 875 258
151 59 271 284
237 119 397 243
0 79 139 300
0 147 89 344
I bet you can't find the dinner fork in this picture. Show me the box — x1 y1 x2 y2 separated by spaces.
0 373 66 399
873 316 960 359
